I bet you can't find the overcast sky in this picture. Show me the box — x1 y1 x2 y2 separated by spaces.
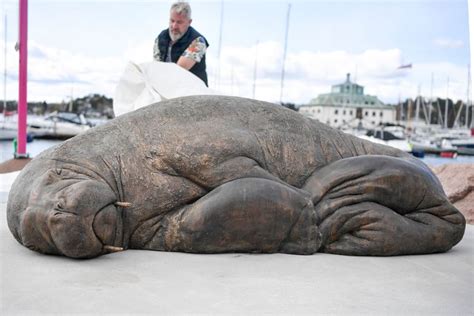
0 0 471 105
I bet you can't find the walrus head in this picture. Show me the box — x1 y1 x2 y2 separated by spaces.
7 165 124 259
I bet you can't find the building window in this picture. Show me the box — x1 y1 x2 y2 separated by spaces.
317 109 321 113
343 110 346 115
380 111 383 117
349 110 353 115
334 119 338 123
364 111 368 116
335 109 338 114
372 111 376 117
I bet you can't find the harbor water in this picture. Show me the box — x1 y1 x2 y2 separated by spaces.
0 139 63 162
1 139 474 167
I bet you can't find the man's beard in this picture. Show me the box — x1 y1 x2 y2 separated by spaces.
169 30 184 42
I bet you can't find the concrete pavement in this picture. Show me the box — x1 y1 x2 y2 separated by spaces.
1 171 473 315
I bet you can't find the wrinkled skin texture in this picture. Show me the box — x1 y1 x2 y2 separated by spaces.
7 96 466 259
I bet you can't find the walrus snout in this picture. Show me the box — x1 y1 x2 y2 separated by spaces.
16 170 120 258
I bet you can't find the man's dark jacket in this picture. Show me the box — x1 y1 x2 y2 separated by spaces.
157 26 209 86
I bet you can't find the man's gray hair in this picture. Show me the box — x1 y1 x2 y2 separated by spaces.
171 1 192 19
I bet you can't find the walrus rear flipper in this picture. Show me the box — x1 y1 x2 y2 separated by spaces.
302 155 466 256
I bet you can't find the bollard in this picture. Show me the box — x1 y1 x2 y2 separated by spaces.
13 138 17 157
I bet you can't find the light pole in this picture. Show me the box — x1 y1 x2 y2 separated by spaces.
16 0 29 158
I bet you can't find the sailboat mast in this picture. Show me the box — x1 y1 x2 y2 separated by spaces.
252 40 259 99
467 64 471 128
279 3 291 104
398 94 403 122
437 99 444 127
428 73 433 125
415 86 420 123
215 0 224 90
444 77 449 129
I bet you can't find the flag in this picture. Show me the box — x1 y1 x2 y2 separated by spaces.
397 63 412 69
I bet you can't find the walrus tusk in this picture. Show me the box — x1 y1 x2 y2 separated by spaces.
104 245 124 253
115 201 132 208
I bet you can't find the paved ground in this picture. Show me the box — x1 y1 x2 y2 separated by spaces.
0 158 31 174
1 171 473 315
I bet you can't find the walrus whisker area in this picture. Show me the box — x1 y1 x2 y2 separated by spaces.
6 95 466 259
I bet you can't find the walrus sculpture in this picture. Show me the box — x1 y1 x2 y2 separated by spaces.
7 95 466 259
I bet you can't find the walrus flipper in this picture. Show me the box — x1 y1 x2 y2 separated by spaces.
145 178 321 254
302 155 466 256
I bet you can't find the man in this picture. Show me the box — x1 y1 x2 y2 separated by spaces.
153 1 209 86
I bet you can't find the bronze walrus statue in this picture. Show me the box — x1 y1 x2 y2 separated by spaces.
7 95 466 258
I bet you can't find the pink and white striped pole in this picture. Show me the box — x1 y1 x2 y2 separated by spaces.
16 0 29 158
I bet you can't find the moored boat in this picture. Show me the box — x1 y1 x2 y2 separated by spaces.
27 112 91 139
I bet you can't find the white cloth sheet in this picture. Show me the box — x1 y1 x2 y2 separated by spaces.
113 61 218 117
